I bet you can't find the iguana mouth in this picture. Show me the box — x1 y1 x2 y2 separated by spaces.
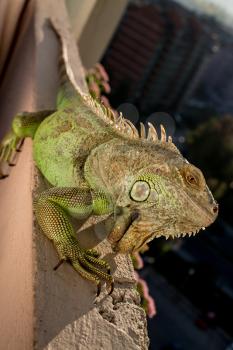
182 190 218 223
165 225 206 239
130 224 207 249
112 192 218 253
113 207 213 253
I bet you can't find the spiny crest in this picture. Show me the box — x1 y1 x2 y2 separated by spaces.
57 32 179 155
82 93 180 155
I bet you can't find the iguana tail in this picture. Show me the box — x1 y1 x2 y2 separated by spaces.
53 22 86 108
56 52 77 107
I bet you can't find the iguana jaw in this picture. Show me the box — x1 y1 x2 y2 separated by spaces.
161 225 206 240
114 223 208 253
112 196 218 253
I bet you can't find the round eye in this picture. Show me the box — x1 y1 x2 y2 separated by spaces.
182 165 204 190
130 181 150 202
186 174 198 186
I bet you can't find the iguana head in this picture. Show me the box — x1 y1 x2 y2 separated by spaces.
114 154 218 253
85 116 218 253
101 123 218 253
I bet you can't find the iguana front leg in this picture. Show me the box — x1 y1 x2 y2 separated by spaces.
0 110 55 178
35 187 113 294
108 207 139 251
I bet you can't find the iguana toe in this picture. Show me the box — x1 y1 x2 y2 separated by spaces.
54 241 113 293
0 131 22 177
85 248 100 258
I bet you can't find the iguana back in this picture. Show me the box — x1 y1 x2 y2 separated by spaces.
33 95 120 187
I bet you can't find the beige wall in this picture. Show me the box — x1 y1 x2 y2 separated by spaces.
0 2 35 347
67 0 129 68
66 0 97 39
0 0 27 77
0 1 35 139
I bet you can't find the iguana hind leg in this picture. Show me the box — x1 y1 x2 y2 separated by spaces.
35 187 113 295
0 109 55 178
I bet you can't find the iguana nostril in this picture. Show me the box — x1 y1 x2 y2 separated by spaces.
213 204 218 214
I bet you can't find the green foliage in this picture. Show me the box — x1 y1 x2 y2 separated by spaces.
85 63 111 106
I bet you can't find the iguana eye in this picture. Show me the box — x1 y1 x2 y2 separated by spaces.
130 181 150 202
182 165 204 190
186 174 197 185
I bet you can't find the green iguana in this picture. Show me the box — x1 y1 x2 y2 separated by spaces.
0 27 218 295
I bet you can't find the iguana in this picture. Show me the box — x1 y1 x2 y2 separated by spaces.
0 27 218 296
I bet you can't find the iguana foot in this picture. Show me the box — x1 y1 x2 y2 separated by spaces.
0 131 22 178
35 186 115 295
0 131 21 162
0 110 56 178
55 239 114 295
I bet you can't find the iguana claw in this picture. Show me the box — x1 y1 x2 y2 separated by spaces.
53 259 65 271
0 131 22 177
108 280 114 295
54 241 113 294
96 278 114 297
0 174 9 180
0 131 21 162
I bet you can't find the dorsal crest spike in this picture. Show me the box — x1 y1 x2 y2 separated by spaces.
125 119 139 138
140 122 146 139
117 112 124 125
81 93 181 154
160 124 167 142
147 122 158 141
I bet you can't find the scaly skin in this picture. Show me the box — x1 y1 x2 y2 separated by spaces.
0 59 218 294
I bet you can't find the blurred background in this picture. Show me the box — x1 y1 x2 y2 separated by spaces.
0 0 232 349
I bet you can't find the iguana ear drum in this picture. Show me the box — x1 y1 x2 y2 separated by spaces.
130 181 150 202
